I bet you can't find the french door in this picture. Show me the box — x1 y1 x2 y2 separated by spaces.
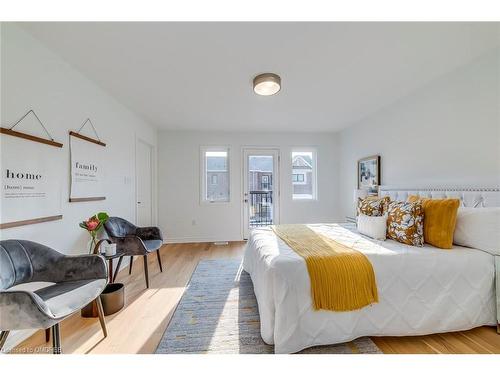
242 148 280 239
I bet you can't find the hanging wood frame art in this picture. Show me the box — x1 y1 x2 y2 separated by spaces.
69 118 106 202
0 110 64 229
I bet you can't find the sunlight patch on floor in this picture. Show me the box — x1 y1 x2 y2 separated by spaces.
87 286 185 353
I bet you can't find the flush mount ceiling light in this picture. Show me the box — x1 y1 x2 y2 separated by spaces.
253 73 281 96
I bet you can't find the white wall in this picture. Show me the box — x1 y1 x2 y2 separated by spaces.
338 49 500 218
158 131 340 242
0 24 158 349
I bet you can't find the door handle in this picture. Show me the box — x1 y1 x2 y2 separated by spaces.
137 201 142 204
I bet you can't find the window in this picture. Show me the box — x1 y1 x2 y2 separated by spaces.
201 147 229 203
292 173 305 183
261 175 270 190
291 150 316 200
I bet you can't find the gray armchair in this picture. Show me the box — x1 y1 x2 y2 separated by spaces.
103 217 163 288
0 240 108 354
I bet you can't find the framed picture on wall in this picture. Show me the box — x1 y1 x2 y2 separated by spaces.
357 155 380 194
0 110 64 229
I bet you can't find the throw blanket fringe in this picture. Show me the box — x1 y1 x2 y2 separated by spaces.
271 224 378 311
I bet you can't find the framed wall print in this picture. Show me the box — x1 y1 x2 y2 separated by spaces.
0 110 64 229
357 155 380 194
69 119 106 202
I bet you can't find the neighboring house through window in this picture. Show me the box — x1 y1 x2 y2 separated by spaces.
201 146 230 203
291 150 316 200
248 156 273 192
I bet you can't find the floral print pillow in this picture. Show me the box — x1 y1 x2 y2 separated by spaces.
386 201 424 246
358 196 390 216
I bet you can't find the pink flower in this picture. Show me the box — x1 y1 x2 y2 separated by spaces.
85 217 100 231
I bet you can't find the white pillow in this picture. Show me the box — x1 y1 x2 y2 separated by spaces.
453 207 500 255
357 213 387 240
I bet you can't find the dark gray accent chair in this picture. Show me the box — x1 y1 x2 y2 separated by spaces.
103 217 163 288
0 240 108 354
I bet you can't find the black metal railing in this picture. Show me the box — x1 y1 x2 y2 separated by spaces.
249 190 273 227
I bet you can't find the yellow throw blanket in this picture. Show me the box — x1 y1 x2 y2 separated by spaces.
271 224 378 312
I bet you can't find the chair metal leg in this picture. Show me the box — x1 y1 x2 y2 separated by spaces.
95 296 108 338
143 254 150 288
0 331 9 352
52 323 61 354
129 256 134 274
45 328 50 342
112 256 123 283
156 249 163 272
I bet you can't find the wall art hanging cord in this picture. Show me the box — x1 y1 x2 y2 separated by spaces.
9 109 55 141
76 118 102 142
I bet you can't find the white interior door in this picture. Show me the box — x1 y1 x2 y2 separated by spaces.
242 148 280 239
136 139 153 227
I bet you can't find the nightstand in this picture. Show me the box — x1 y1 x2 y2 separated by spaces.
345 216 357 224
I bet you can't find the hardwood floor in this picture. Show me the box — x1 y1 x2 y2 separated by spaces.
14 241 500 354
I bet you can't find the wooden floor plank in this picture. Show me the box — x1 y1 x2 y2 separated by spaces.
448 332 492 354
372 336 438 354
12 241 500 354
457 328 500 354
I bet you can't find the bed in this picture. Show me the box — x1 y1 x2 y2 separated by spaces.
243 187 500 354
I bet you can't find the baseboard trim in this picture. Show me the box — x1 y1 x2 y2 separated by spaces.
165 236 244 244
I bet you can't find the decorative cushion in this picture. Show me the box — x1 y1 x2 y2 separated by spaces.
408 195 460 249
357 196 390 216
387 201 424 246
453 207 500 255
357 213 387 240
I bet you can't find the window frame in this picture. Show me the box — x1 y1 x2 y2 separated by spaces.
200 145 231 204
291 149 317 201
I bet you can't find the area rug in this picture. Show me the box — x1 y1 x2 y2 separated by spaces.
155 259 382 354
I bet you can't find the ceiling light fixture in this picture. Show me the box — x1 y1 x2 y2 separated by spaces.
253 73 281 96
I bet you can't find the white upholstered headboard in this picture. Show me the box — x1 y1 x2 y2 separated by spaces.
378 186 500 208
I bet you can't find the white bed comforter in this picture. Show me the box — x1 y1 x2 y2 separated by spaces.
243 223 496 353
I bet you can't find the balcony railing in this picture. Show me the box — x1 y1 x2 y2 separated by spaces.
249 190 273 227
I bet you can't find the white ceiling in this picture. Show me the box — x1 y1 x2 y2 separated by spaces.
21 22 500 132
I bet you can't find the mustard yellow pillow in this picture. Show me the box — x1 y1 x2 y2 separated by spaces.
408 195 460 249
